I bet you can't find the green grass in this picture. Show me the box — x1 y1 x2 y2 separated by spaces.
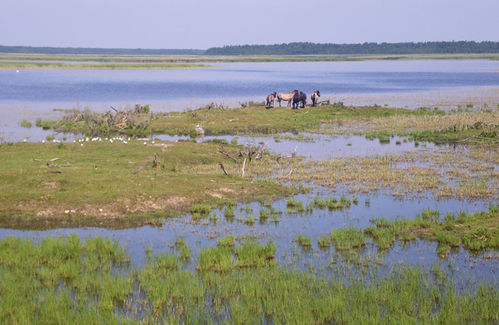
1 236 497 324
175 237 191 260
217 235 235 247
197 246 234 273
148 105 434 137
0 141 291 228
317 235 331 248
243 216 255 226
259 208 270 220
330 227 367 251
310 196 353 211
36 103 498 145
295 234 312 249
224 206 235 219
20 120 32 128
286 198 305 213
364 205 499 252
235 239 276 268
364 226 397 250
36 104 435 137
189 204 211 216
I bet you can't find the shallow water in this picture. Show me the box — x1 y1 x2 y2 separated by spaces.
0 189 495 286
195 133 438 160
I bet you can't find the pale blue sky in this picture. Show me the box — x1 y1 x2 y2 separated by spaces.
1 0 498 49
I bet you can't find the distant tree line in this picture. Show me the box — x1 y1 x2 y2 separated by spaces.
0 45 204 55
2 41 498 56
205 41 499 55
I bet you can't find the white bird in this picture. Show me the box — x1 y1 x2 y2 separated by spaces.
195 124 204 135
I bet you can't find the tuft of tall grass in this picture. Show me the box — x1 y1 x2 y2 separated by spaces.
317 235 331 248
224 206 235 219
217 235 235 247
330 227 366 250
197 247 233 273
286 198 305 213
190 204 211 216
235 239 275 268
21 120 32 128
295 235 312 249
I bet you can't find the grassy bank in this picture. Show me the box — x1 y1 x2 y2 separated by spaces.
2 53 498 64
0 236 497 324
0 61 211 70
0 140 292 228
37 104 499 144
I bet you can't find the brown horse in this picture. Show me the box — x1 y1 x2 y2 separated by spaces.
311 90 320 107
277 90 298 107
292 91 307 109
266 92 277 108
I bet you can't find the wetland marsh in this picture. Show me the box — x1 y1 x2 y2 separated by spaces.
0 59 498 323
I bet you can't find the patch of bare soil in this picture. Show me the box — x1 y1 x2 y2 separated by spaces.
22 194 190 220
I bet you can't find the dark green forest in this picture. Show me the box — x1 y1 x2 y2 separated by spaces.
205 41 499 55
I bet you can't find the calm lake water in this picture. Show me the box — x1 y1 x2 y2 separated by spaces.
1 60 498 110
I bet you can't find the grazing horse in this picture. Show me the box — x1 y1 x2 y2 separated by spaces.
277 90 298 107
266 92 277 108
292 91 307 109
311 90 320 107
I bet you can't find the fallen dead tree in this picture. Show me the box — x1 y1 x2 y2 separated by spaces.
60 104 152 136
218 143 267 176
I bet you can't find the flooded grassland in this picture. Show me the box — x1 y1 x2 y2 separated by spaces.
0 103 498 323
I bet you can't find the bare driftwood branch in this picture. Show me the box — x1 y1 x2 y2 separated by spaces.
219 163 229 176
218 149 237 162
241 158 247 177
